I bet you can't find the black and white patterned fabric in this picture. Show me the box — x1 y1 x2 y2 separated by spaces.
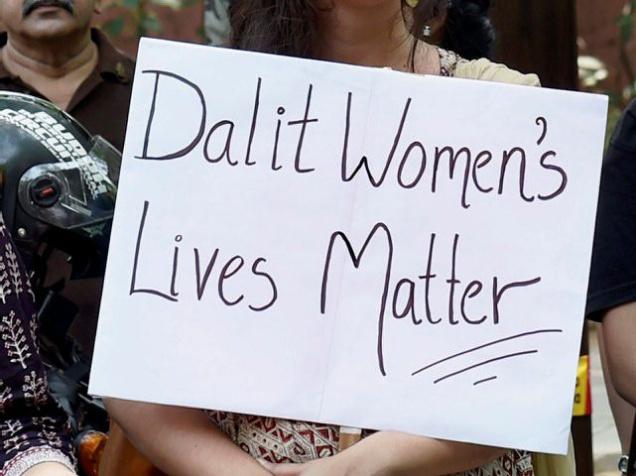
0 217 75 475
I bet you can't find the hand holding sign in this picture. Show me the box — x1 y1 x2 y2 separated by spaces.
89 39 607 454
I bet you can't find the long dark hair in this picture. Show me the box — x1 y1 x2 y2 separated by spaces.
229 0 494 63
441 0 495 59
229 1 447 58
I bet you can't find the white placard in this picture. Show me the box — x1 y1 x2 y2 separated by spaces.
89 38 608 454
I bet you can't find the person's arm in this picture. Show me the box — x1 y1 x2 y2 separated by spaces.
598 321 636 452
264 431 505 476
333 432 505 475
108 397 504 476
0 219 76 476
602 302 636 406
24 462 76 476
104 399 272 476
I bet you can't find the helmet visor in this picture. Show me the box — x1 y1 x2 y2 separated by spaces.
18 135 120 231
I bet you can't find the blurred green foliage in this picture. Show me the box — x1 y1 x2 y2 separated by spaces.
101 0 200 38
619 0 636 45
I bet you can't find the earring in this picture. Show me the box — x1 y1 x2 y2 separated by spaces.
422 25 432 37
406 0 419 7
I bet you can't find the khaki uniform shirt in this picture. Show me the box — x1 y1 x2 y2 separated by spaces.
0 28 135 151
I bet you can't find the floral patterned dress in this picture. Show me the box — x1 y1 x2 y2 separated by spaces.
207 412 533 476
0 218 75 476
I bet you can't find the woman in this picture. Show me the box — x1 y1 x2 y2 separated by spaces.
106 1 539 475
0 215 76 476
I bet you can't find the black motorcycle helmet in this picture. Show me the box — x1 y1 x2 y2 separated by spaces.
0 91 120 281
0 92 121 437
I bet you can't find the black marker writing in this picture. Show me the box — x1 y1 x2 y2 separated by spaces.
321 223 393 376
135 75 569 206
204 120 236 165
338 99 569 206
249 258 278 312
321 228 543 377
288 84 318 174
130 200 278 311
245 77 261 166
536 116 548 145
341 93 412 187
136 70 207 161
129 200 178 302
433 350 538 384
412 328 562 376
136 74 318 175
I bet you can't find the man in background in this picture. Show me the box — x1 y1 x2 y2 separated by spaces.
0 0 134 151
0 0 135 354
